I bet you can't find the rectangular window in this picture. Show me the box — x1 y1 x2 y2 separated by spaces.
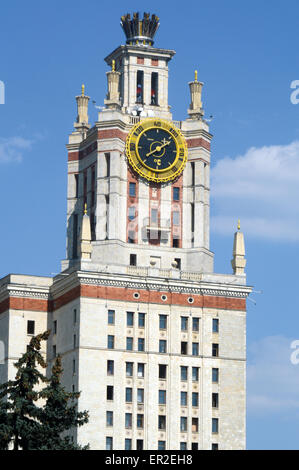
212 393 219 408
192 417 199 432
212 418 219 434
158 441 166 450
192 367 199 382
136 70 144 103
180 417 187 432
136 440 143 450
181 317 188 331
137 389 144 404
73 308 77 324
105 153 110 178
125 388 132 403
128 206 136 221
126 362 133 377
53 320 57 335
126 337 133 351
192 392 199 407
130 253 137 266
174 257 181 270
192 342 199 356
125 413 132 429
212 343 219 357
72 358 75 374
180 442 187 450
159 314 167 330
181 391 187 406
159 364 167 379
137 414 144 429
212 443 219 450
151 72 158 105
191 161 195 186
107 360 114 376
106 411 113 427
106 437 113 450
107 335 114 349
181 342 188 355
159 340 167 354
138 313 145 328
27 320 35 335
129 182 136 197
192 317 199 331
172 237 179 248
181 366 188 381
158 415 166 430
75 174 79 198
125 439 132 450
192 443 198 450
151 208 158 224
53 345 56 358
173 186 180 201
138 338 145 352
72 213 78 258
212 368 219 383
128 230 136 244
213 318 219 333
159 390 166 405
108 310 115 325
127 311 134 327
137 363 145 378
191 202 195 246
173 210 180 226
107 386 114 401
73 334 76 349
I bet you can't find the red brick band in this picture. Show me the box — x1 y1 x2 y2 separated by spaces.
0 284 246 314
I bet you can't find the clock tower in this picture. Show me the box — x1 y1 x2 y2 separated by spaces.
0 12 252 451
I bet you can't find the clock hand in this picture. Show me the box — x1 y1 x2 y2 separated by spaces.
146 140 171 157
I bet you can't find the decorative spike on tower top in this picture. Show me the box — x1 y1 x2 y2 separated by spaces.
120 12 160 46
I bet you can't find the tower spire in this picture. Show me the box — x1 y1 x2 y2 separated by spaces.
188 69 204 120
75 84 90 133
231 220 246 275
80 205 92 260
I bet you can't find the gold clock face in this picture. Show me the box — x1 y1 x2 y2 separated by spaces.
126 118 188 183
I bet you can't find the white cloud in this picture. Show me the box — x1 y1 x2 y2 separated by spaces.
0 136 33 163
211 141 299 241
247 335 299 416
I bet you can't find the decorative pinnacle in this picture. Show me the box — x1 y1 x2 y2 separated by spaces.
237 219 241 231
194 70 198 82
112 60 115 72
81 84 85 96
84 203 87 215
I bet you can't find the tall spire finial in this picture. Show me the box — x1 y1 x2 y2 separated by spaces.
194 70 198 82
84 203 87 215
81 84 85 96
237 219 241 231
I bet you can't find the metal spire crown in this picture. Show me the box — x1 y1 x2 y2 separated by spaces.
120 12 160 46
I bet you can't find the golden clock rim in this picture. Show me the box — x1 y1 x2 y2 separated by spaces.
126 118 188 183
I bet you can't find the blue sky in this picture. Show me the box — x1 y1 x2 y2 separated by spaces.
1 0 299 449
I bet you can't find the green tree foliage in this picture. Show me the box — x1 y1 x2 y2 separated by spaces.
0 331 89 450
